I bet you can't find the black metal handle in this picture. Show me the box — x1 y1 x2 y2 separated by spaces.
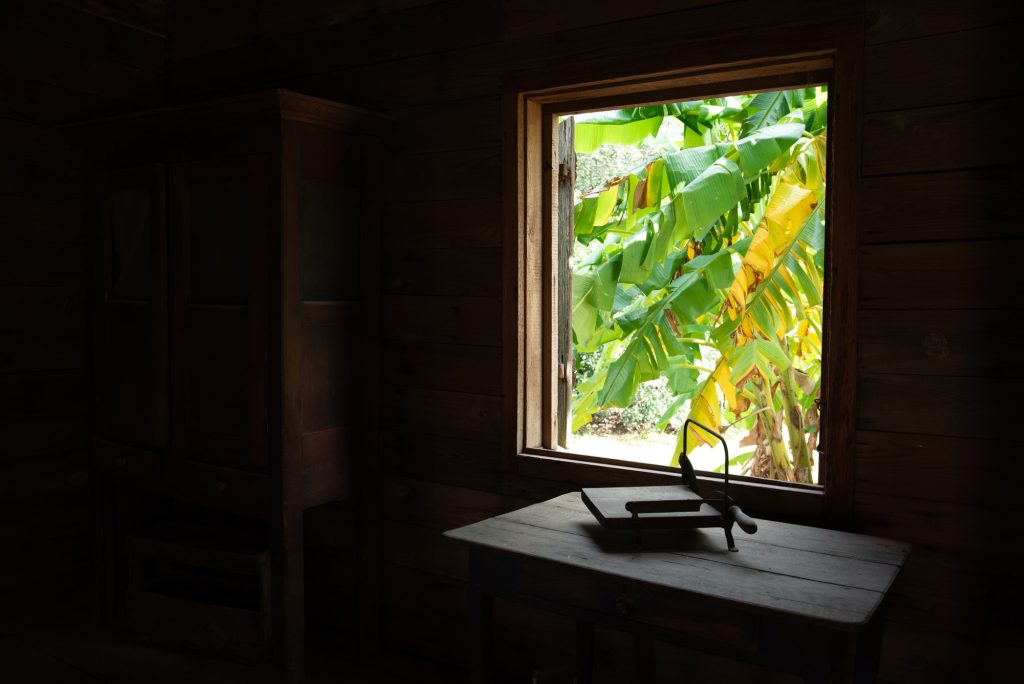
681 418 729 500
728 505 757 534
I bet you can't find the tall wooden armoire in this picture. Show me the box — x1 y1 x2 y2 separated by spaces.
83 91 382 682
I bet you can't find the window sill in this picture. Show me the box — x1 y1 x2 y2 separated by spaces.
517 448 825 525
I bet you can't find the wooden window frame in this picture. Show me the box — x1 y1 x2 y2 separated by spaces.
503 28 861 527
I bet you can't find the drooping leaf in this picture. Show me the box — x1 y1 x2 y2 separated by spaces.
740 90 791 136
575 115 664 153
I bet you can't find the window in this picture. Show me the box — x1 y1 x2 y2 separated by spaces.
507 49 859 524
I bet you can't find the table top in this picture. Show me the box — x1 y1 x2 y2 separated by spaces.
444 492 910 629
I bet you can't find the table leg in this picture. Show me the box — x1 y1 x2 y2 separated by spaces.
576 620 595 684
467 585 493 683
854 607 885 684
633 634 656 683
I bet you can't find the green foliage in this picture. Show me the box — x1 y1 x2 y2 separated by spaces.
619 379 677 433
568 86 828 484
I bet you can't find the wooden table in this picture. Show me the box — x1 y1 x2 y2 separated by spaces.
444 492 909 683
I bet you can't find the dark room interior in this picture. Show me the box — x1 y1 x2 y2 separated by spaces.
1 1 1021 682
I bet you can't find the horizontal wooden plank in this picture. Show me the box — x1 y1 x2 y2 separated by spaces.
382 247 501 297
382 341 502 395
882 547 996 638
168 0 447 59
10 627 281 684
858 309 1017 378
864 23 1023 112
381 295 501 346
6 0 165 73
381 475 528 531
123 589 269 661
61 0 165 35
856 373 1017 441
856 492 1018 561
855 430 1014 506
489 600 583 681
288 0 859 111
388 96 501 154
381 562 466 664
0 154 81 200
287 40 504 110
0 117 80 161
385 197 501 249
0 239 87 286
866 0 1023 44
863 96 1023 176
859 240 1020 310
379 385 502 442
256 0 447 38
168 0 500 98
0 196 82 242
641 628 803 684
0 416 88 456
0 76 130 125
877 620 983 683
501 0 731 39
0 450 88 502
860 167 1023 243
383 520 469 579
0 330 87 373
0 371 89 455
0 369 88 420
388 147 501 204
0 32 162 109
380 429 502 492
0 634 97 682
0 286 86 330
380 562 592 675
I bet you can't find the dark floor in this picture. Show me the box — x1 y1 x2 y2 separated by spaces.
1 623 467 684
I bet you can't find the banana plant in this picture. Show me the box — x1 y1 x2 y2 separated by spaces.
569 87 827 483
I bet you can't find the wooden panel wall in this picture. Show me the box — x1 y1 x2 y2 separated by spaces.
854 2 1023 680
157 0 1017 681
0 0 163 624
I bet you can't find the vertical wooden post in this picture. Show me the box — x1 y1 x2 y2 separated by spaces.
273 508 305 684
556 117 575 448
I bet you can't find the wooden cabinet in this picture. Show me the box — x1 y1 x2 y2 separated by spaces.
84 91 382 681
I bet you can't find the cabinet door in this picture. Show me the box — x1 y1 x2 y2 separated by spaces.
170 157 269 471
95 164 167 450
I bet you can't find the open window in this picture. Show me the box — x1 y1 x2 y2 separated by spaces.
508 48 859 524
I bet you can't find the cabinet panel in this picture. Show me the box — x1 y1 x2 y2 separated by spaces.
189 180 250 305
109 187 153 301
300 303 359 433
87 93 383 681
170 157 269 471
105 303 158 441
96 164 167 449
299 180 360 301
185 307 248 441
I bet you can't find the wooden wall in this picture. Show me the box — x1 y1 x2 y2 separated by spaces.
2 0 1014 680
853 3 1022 680
162 0 1023 681
0 0 163 623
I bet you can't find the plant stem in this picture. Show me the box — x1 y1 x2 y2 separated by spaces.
780 363 813 483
